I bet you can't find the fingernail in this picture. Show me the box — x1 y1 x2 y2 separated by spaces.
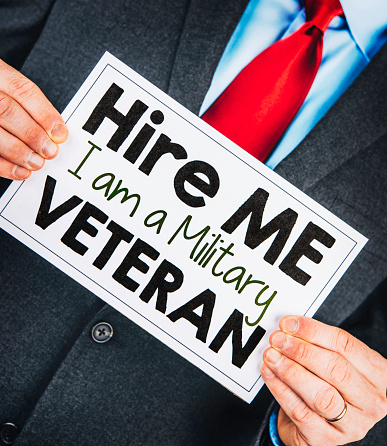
27 152 44 169
283 317 298 334
13 165 30 180
51 124 67 142
266 348 282 364
42 140 58 158
261 365 274 377
271 332 287 350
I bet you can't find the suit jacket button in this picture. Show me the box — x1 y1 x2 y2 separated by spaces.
91 322 113 343
0 423 19 445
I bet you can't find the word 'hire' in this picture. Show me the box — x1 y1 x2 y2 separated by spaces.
82 83 219 208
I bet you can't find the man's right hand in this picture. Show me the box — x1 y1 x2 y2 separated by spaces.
0 59 68 180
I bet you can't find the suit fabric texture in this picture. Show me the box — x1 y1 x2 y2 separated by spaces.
0 1 386 445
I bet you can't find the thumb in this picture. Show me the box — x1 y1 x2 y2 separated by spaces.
277 408 308 446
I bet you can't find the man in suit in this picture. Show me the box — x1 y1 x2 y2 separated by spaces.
0 1 386 445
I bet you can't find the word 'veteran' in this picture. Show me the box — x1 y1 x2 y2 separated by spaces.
35 175 265 368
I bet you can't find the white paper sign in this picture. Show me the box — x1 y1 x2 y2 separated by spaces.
0 52 367 402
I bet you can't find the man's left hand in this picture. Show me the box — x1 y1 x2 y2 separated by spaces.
261 316 387 446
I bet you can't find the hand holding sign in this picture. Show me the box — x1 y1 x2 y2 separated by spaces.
0 59 68 180
261 316 387 446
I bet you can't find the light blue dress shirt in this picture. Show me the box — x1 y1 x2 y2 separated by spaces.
199 0 387 169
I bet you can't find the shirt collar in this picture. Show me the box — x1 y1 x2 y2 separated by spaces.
340 0 387 61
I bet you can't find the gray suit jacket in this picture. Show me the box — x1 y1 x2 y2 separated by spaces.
0 1 385 444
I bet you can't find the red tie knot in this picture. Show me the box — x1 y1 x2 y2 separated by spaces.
304 0 344 33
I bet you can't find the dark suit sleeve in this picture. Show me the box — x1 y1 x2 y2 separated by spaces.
0 0 56 69
341 277 387 358
251 399 277 446
340 277 387 445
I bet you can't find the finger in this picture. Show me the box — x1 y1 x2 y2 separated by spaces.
0 91 59 159
0 59 68 143
0 127 45 171
261 363 340 446
277 409 308 446
263 345 348 421
0 157 31 181
280 316 387 383
269 330 380 412
262 358 380 444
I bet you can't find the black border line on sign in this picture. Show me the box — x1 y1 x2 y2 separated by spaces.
0 61 359 395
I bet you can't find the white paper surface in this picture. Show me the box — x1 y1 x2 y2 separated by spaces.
0 52 367 402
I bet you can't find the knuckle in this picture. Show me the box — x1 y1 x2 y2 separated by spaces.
350 423 368 442
327 355 352 386
2 140 23 163
313 386 338 413
295 341 311 364
8 76 37 101
380 396 387 418
277 384 295 402
0 95 13 119
293 430 306 446
291 401 312 424
335 329 354 356
324 433 342 446
308 319 320 339
369 395 387 420
282 364 298 382
22 124 40 145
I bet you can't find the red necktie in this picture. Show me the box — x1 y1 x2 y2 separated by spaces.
202 0 344 162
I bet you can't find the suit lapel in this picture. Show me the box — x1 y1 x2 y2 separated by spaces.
166 0 249 114
275 43 387 192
